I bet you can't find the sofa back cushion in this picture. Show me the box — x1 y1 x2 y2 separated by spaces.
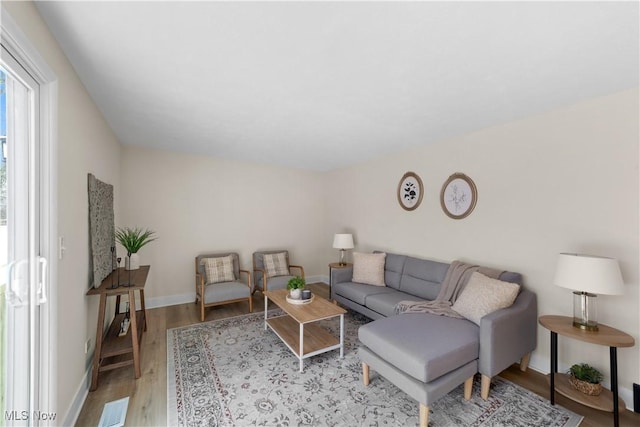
498 271 523 285
375 251 406 290
399 256 450 300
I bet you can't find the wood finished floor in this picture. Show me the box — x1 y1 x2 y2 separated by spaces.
76 283 640 426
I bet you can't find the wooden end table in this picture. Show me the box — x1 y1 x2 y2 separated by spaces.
539 315 634 427
87 265 149 390
264 289 346 372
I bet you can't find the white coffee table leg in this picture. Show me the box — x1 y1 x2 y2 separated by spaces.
299 323 304 372
340 314 344 358
264 294 268 330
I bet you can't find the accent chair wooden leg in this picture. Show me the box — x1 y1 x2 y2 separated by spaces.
481 375 491 400
419 403 429 427
520 352 531 372
362 362 370 386
464 376 473 400
200 301 205 322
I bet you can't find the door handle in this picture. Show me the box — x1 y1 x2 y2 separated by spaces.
6 259 27 307
37 257 47 304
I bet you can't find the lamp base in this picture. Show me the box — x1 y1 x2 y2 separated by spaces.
338 249 347 266
572 320 599 331
572 291 598 331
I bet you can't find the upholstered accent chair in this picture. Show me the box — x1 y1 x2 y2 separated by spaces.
252 250 305 293
195 252 253 321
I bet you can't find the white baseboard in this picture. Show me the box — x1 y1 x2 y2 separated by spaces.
145 292 195 309
145 276 329 310
308 274 328 285
62 366 90 426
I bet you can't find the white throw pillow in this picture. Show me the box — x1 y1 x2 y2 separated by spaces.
202 255 236 284
352 252 386 286
451 272 520 325
263 252 290 278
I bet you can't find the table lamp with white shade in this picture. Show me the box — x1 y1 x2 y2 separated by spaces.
553 253 624 331
332 234 354 266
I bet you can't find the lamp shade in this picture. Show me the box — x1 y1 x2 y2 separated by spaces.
553 253 624 295
332 233 354 249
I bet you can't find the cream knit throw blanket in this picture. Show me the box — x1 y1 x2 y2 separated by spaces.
394 260 503 317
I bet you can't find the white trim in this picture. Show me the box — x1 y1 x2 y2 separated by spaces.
61 367 90 427
147 276 329 310
1 7 59 425
308 274 328 285
145 292 196 309
0 9 56 82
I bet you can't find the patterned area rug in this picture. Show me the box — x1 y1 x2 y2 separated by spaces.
167 310 582 426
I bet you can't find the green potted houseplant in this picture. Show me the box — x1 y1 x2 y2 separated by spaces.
115 227 157 270
287 276 306 299
568 363 604 396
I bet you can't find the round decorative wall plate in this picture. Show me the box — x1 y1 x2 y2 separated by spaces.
440 173 477 219
397 172 423 211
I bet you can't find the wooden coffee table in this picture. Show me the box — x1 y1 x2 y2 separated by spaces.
264 289 347 372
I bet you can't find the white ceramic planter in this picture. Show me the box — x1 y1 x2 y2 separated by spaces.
125 253 140 270
289 288 302 300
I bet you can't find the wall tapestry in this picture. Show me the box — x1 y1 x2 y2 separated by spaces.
88 173 115 288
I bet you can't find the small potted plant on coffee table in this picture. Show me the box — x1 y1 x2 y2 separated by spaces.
287 276 306 299
568 363 604 396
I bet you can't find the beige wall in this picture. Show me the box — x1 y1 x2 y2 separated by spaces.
3 1 123 423
324 88 640 403
119 146 327 302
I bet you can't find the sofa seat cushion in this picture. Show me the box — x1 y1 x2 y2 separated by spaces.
333 281 396 305
204 281 249 304
257 275 295 292
365 292 423 317
358 313 479 383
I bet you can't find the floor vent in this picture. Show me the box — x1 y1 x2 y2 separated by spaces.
98 396 129 427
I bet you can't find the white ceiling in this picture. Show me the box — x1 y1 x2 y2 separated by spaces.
36 1 639 171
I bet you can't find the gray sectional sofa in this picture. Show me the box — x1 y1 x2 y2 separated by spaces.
330 251 537 427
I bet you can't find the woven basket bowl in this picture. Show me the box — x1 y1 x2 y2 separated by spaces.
569 376 603 396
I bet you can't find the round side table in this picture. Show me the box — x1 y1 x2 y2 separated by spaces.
539 315 634 427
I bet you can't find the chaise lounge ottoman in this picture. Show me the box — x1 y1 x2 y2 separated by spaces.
359 314 479 427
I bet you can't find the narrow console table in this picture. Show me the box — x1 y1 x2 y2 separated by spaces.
539 315 634 427
87 265 149 391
